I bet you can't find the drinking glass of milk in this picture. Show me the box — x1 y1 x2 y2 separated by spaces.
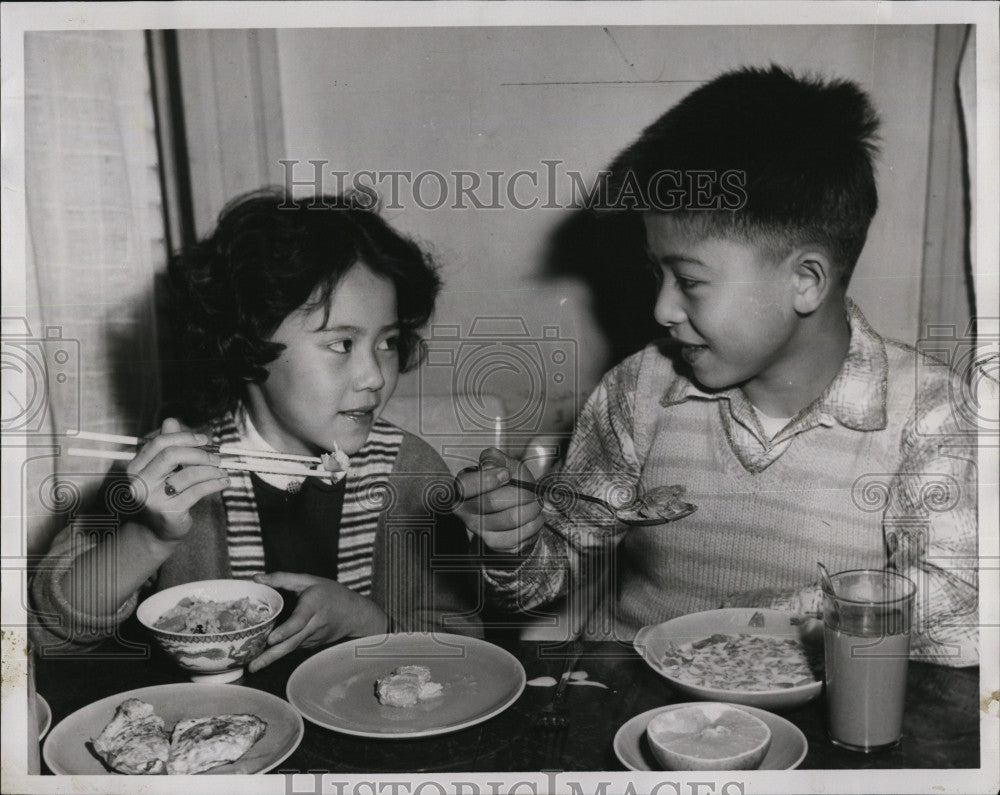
822 568 917 752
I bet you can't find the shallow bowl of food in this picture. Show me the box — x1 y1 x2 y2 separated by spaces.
137 579 283 683
633 608 823 710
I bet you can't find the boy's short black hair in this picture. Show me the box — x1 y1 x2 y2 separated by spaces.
168 189 440 420
605 65 881 280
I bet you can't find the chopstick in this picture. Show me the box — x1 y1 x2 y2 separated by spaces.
66 447 332 479
69 429 142 446
67 429 324 464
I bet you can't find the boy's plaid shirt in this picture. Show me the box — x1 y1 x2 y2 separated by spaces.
485 301 980 665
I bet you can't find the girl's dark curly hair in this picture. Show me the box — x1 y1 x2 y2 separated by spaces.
167 189 440 422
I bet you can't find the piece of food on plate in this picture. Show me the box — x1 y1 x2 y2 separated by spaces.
152 596 273 634
92 698 170 775
376 665 444 707
166 714 267 775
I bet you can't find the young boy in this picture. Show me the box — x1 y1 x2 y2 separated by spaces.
457 66 978 666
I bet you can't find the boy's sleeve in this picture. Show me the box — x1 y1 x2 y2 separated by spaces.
483 354 643 612
884 378 979 667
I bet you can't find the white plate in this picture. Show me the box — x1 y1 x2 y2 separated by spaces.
37 694 52 740
634 608 822 710
614 703 808 771
42 683 303 775
286 633 525 738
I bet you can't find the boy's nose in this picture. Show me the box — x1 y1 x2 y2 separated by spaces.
653 280 687 327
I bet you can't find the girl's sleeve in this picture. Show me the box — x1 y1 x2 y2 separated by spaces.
29 520 142 653
376 432 485 638
29 472 149 653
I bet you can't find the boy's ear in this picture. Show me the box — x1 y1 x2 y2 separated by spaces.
789 247 835 314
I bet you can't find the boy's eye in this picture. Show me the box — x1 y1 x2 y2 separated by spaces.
676 276 702 290
328 339 353 354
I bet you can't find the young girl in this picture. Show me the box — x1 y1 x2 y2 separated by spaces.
31 190 482 667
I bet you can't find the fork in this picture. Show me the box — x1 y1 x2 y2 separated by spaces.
533 646 582 730
532 646 582 772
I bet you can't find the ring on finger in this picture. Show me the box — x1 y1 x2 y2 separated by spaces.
164 480 178 497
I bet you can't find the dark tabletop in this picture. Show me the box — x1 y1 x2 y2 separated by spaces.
34 631 979 774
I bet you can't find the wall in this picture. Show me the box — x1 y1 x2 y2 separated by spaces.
275 26 937 437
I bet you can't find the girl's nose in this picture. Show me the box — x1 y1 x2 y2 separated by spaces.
653 276 687 328
354 350 386 391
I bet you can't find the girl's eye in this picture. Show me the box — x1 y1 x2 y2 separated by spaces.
377 336 400 352
328 339 353 354
676 276 701 291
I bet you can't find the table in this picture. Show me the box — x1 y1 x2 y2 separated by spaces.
35 630 979 774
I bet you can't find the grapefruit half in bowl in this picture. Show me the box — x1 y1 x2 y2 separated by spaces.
646 702 772 771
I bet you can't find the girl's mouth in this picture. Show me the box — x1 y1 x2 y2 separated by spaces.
340 407 377 423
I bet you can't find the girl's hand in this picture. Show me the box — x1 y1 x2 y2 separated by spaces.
126 418 229 544
247 572 389 672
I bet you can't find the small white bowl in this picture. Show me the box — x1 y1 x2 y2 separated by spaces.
137 579 282 683
646 702 772 771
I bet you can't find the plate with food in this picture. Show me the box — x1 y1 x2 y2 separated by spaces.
42 683 302 775
614 703 808 771
286 633 526 738
634 608 823 710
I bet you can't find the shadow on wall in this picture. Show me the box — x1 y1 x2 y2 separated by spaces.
106 287 165 434
539 208 662 370
28 285 167 557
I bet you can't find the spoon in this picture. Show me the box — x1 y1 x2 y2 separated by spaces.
508 478 697 526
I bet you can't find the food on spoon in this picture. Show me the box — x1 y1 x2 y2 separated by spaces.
646 703 771 770
615 485 694 523
92 699 170 775
166 714 267 775
152 596 273 635
660 633 820 691
642 485 694 520
375 665 444 707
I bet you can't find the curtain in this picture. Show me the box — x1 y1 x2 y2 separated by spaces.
919 25 976 340
23 31 166 554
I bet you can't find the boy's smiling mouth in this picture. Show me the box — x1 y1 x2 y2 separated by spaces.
679 344 708 364
667 334 710 365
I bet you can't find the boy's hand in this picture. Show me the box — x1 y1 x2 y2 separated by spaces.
126 418 229 545
247 572 389 672
453 448 544 555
